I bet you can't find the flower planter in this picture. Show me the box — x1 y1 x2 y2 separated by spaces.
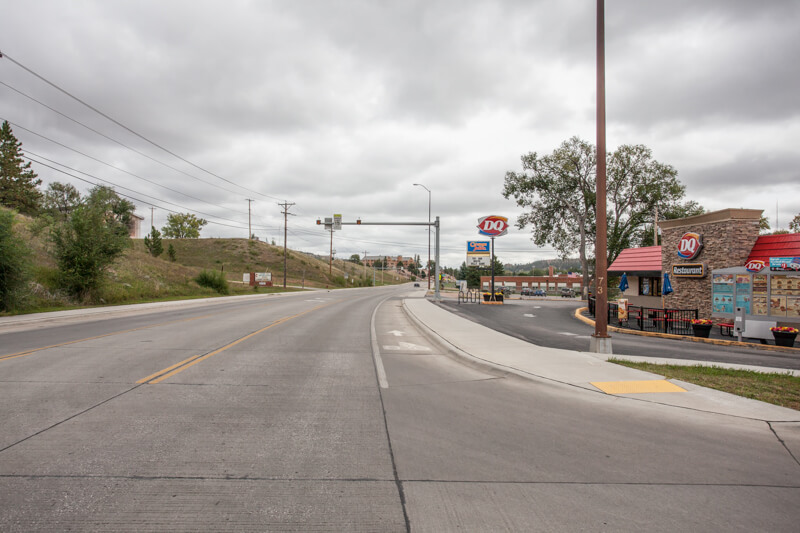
482 293 504 303
692 324 712 338
772 332 797 347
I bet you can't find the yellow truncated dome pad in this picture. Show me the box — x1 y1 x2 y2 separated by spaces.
591 380 687 395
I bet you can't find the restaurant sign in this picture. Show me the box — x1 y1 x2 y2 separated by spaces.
672 263 706 278
745 259 766 272
677 232 703 260
770 257 800 272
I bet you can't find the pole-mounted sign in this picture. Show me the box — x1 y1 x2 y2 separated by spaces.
477 215 508 302
477 215 509 237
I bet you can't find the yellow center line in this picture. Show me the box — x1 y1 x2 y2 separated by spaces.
139 302 333 384
0 313 218 362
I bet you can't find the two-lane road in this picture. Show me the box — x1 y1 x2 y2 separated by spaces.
1 288 798 531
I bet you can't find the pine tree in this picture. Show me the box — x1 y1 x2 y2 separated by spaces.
0 121 42 215
144 226 164 257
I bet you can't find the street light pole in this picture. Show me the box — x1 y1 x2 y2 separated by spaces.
414 183 431 290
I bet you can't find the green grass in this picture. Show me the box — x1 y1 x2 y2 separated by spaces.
609 358 800 411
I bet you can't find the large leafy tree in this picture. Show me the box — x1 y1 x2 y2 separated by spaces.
162 212 207 238
503 137 596 296
43 181 81 221
504 137 698 296
0 121 42 215
789 214 800 234
85 185 136 236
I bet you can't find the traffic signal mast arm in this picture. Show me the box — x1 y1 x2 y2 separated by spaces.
315 217 441 299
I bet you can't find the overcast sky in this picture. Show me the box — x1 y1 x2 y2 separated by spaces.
2 0 798 268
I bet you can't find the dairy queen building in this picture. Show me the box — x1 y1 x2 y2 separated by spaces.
608 208 800 338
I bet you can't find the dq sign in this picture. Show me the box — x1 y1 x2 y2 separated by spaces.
477 215 509 237
745 259 766 273
677 232 703 260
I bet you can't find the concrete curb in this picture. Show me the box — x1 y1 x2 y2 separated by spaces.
574 307 800 354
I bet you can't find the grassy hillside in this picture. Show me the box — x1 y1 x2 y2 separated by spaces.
2 208 404 314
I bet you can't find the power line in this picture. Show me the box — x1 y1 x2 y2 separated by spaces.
0 50 286 202
24 155 272 231
0 81 257 199
4 119 245 214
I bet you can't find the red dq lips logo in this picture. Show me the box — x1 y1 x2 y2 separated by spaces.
677 232 703 260
745 259 766 272
477 215 509 237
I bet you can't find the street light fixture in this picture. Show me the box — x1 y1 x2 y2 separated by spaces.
413 183 431 290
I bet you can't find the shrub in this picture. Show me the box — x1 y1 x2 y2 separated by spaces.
195 269 229 294
50 203 130 300
0 208 31 311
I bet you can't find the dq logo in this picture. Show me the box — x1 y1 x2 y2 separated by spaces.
477 215 509 237
745 260 766 272
677 232 703 260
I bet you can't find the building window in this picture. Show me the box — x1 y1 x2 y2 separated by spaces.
639 276 662 296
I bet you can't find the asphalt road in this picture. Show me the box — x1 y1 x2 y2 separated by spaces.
439 297 800 370
1 287 798 531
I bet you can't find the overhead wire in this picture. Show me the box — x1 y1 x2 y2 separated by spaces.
0 81 254 199
25 155 272 231
2 118 252 217
0 50 287 202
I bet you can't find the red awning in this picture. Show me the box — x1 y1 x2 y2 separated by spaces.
608 246 662 273
747 233 800 262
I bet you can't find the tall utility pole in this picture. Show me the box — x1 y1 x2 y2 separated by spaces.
362 250 369 279
150 207 156 229
246 199 254 239
654 205 659 246
592 0 611 354
278 202 295 288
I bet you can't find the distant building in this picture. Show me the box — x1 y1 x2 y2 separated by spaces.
128 213 144 238
363 255 418 270
480 266 583 292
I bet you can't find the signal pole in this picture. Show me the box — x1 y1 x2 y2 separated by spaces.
278 201 295 288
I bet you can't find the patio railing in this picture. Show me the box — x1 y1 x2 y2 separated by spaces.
588 298 698 336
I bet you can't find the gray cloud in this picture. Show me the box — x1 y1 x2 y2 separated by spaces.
1 0 798 266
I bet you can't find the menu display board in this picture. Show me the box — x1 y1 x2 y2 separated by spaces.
770 275 800 295
752 295 768 315
788 296 800 318
712 270 800 321
770 295 787 316
753 274 768 294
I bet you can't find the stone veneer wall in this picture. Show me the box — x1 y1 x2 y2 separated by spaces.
661 213 760 318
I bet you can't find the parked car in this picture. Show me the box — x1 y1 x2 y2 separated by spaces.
560 288 576 298
520 287 532 296
531 288 546 297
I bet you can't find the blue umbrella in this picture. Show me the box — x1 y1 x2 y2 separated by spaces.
619 272 629 292
662 272 673 295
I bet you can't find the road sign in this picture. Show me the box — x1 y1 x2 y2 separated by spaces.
333 214 342 231
477 215 509 237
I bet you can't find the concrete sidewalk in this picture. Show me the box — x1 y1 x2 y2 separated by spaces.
403 297 800 422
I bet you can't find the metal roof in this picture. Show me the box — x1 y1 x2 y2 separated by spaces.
747 233 800 262
608 246 662 273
